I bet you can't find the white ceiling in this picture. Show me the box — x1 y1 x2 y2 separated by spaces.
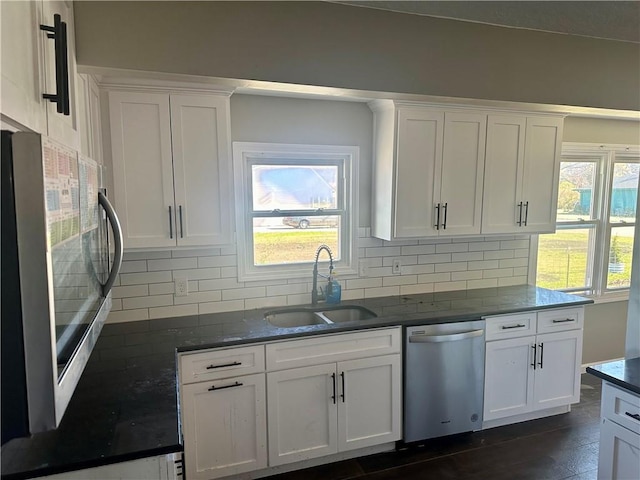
335 1 640 43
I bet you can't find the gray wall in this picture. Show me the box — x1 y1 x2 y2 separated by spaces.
74 1 640 111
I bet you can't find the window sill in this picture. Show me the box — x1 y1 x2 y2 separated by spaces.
583 291 630 305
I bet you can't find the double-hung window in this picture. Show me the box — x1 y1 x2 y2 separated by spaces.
532 143 639 298
233 142 359 281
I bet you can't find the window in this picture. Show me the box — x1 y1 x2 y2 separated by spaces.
233 142 359 281
532 144 639 298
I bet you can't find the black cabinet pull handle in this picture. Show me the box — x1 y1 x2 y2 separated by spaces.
40 14 70 115
552 318 575 323
531 344 537 370
538 342 544 368
625 412 640 421
331 373 336 404
501 324 526 330
442 202 448 230
524 201 529 226
340 372 346 402
179 205 184 238
208 381 243 391
434 204 440 230
517 202 523 226
206 361 241 370
168 206 173 239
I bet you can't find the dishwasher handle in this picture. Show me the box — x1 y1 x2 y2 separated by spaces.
408 329 484 343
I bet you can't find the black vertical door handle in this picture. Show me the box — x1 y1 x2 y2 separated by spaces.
340 372 346 402
331 373 336 404
538 342 544 368
531 344 537 370
434 203 440 230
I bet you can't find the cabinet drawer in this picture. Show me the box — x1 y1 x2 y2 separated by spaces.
602 382 640 435
485 313 536 341
536 307 583 334
180 344 265 385
266 327 401 371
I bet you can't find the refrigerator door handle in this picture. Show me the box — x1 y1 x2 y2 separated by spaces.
98 191 123 297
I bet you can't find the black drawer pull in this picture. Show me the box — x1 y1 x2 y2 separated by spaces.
206 361 242 370
208 381 243 391
625 412 640 421
552 318 575 323
502 324 526 330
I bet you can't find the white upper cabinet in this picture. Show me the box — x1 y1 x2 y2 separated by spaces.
370 101 486 240
108 89 233 249
1 0 80 149
1 0 46 133
482 114 564 234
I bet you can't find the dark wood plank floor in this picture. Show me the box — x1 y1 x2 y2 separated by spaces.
269 374 602 480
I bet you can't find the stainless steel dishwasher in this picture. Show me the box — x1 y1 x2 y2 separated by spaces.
404 320 485 443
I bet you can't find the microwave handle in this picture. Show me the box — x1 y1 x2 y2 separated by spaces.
98 191 123 297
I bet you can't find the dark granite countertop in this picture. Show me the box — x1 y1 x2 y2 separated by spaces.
0 285 591 479
587 357 640 396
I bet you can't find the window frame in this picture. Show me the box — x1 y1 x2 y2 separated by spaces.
232 142 359 282
530 142 639 300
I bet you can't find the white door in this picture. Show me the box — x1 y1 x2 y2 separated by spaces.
521 116 563 233
181 374 267 480
108 91 176 248
482 115 527 234
393 108 443 239
0 0 46 133
532 329 582 410
41 0 80 149
484 336 535 421
439 112 487 235
170 94 232 247
598 419 640 480
267 364 338 466
337 355 402 452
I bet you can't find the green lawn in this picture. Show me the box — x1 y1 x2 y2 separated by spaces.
254 230 339 265
537 231 634 290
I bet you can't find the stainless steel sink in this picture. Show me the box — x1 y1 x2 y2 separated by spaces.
321 306 377 323
265 306 377 328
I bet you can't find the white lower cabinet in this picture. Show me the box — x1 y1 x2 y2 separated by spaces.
597 382 640 480
484 308 583 424
267 354 402 466
179 327 402 479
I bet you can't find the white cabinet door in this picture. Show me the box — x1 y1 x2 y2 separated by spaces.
181 374 267 480
533 329 582 410
337 355 401 452
170 94 232 247
484 335 535 421
521 116 563 234
41 0 79 149
393 108 443 239
108 91 175 248
598 418 640 480
439 112 486 235
482 115 526 234
267 364 338 466
0 0 46 133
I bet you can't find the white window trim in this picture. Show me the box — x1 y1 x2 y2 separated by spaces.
232 142 359 282
529 142 639 300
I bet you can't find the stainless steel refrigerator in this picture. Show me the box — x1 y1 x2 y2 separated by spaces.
1 131 123 443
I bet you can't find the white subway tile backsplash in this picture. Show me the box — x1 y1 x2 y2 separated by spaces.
400 283 434 295
108 233 531 323
435 243 469 254
112 285 149 298
149 282 175 295
123 294 174 310
148 257 198 272
120 271 173 285
452 251 484 262
174 291 222 305
119 260 148 273
199 300 245 315
222 286 266 301
150 304 198 319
